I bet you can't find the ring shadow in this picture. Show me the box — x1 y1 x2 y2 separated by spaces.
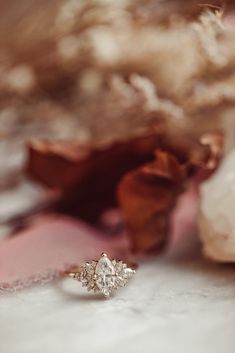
54 279 108 302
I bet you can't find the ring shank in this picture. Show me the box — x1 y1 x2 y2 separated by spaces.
64 266 82 278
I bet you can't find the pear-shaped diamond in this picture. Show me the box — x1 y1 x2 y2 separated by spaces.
95 254 116 297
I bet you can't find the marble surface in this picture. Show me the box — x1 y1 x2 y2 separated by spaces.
1 239 235 353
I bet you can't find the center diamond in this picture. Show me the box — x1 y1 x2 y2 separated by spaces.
95 253 116 297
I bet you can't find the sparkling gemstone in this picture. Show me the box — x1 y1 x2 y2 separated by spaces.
95 254 116 297
79 262 95 289
114 261 135 288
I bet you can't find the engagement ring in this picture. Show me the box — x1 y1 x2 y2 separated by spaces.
66 253 137 298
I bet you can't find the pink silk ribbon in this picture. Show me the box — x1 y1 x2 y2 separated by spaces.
0 215 130 292
0 183 198 293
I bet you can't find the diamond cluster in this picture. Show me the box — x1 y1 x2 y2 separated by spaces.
78 253 135 297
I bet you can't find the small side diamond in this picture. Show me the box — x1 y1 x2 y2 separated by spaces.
114 261 135 288
79 262 96 290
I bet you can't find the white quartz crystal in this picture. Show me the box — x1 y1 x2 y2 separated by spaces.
199 149 235 262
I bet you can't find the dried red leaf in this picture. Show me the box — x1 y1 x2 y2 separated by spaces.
117 150 188 253
27 133 163 220
117 131 223 254
27 130 223 253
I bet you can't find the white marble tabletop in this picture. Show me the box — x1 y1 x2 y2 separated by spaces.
1 238 235 353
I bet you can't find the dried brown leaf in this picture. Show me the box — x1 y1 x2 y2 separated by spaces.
27 127 223 252
117 150 188 253
27 132 163 220
117 132 224 253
